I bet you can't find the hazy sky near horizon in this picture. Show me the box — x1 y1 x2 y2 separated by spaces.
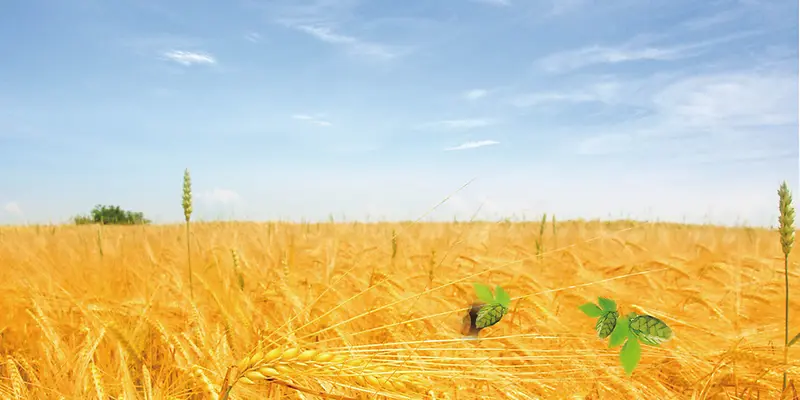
1 0 798 227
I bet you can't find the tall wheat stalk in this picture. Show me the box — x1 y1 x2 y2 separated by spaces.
391 229 397 260
778 181 795 393
183 168 194 301
535 213 547 260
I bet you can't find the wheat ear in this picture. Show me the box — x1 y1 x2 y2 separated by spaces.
221 347 429 399
90 362 106 400
6 356 26 400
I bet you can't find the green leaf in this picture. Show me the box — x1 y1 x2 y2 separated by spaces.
473 283 495 304
619 335 642 376
475 303 508 328
629 315 673 346
595 311 619 339
597 297 617 312
789 332 800 348
494 286 511 308
578 302 603 318
608 316 630 348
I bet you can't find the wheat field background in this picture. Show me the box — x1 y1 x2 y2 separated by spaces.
0 219 798 399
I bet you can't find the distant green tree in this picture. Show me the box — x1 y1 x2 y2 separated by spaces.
72 204 151 225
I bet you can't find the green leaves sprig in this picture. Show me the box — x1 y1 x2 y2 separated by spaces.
472 283 511 329
579 297 673 376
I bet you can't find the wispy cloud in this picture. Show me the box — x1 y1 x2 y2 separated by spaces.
549 0 587 16
680 9 742 31
537 32 760 73
510 90 605 107
539 46 680 73
463 89 489 100
575 133 633 156
199 188 241 204
574 68 798 160
292 114 333 127
471 0 511 7
654 71 797 129
444 140 500 151
122 34 202 56
262 1 415 60
3 201 22 216
162 50 216 66
509 74 675 109
419 118 497 130
293 25 399 59
245 32 262 43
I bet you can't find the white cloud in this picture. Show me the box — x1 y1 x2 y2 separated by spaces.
293 25 398 59
510 73 677 109
444 140 500 151
464 89 489 100
573 68 798 161
162 50 216 66
653 72 797 129
199 188 241 204
245 32 262 43
471 0 511 7
419 118 497 130
510 91 601 107
537 32 760 73
292 114 333 127
3 202 22 216
539 46 684 73
509 79 628 107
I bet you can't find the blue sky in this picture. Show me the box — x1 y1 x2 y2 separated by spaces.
1 0 797 226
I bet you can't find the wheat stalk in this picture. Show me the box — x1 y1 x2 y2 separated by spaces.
6 356 26 400
14 357 38 390
182 168 194 301
90 362 106 400
231 249 245 291
142 364 153 400
535 213 547 260
778 181 795 393
392 229 398 260
191 365 221 400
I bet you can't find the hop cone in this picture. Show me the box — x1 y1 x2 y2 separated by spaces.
629 315 672 346
475 303 507 329
595 311 619 339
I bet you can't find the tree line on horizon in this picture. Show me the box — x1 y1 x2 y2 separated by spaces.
72 204 151 225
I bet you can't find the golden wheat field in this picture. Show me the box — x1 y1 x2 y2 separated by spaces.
0 220 798 399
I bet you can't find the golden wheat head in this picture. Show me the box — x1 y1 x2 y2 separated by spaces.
778 181 795 256
222 347 429 398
